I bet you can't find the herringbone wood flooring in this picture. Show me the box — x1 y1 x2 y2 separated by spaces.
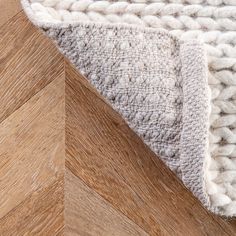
1 1 236 235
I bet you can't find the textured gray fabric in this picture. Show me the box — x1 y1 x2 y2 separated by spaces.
48 26 183 171
43 24 210 209
179 42 210 207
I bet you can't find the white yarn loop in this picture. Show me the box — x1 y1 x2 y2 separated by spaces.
211 144 236 157
211 114 236 128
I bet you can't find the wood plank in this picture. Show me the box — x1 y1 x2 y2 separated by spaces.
65 169 148 236
0 0 21 27
65 60 236 236
0 177 64 236
0 12 64 123
0 76 65 224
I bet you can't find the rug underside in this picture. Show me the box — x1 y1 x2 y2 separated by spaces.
21 0 236 217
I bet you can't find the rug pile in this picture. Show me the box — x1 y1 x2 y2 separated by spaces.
21 0 236 217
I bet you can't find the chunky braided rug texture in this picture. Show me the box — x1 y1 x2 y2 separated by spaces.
21 0 236 216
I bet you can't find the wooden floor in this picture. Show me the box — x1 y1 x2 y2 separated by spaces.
1 1 236 235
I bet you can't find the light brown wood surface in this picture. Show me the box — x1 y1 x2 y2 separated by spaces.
1 1 236 235
65 170 148 236
0 0 21 27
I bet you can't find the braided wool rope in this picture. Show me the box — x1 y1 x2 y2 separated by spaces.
29 0 236 215
30 0 236 30
121 0 236 6
31 0 236 6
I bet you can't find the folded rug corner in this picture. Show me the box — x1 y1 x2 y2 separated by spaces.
21 0 236 217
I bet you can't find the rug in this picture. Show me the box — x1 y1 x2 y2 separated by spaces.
21 0 236 217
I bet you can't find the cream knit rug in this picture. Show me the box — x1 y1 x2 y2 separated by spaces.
21 0 236 217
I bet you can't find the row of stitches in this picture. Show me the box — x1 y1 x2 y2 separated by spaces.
31 0 236 18
115 0 236 6
30 1 236 30
207 51 236 214
208 58 235 206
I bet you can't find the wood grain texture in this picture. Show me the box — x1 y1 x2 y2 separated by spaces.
0 76 64 217
1 1 236 235
0 177 64 236
65 61 236 236
0 12 64 123
0 9 65 235
0 0 21 27
0 77 65 235
65 170 148 236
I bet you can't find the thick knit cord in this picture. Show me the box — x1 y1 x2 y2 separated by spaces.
21 0 236 216
29 1 236 30
122 0 236 5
